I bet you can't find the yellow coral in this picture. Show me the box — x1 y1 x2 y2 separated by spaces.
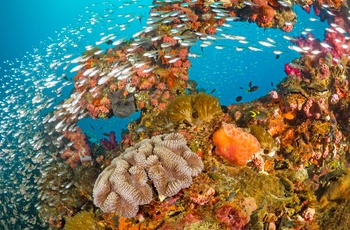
164 93 222 126
64 211 99 230
166 95 194 125
193 93 222 124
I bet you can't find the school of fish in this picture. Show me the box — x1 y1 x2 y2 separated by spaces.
0 0 347 228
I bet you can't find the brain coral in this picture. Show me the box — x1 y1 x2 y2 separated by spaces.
93 133 203 218
212 122 261 166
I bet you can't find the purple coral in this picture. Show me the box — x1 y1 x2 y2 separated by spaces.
93 133 203 218
100 131 117 150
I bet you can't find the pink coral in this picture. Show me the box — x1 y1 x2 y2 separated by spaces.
178 49 188 60
131 75 141 86
87 103 99 119
98 105 110 114
100 97 111 107
182 60 191 68
61 127 92 168
216 205 249 229
330 93 340 104
269 90 279 100
282 23 293 32
173 59 183 67
320 63 330 79
284 63 302 78
139 80 153 90
323 31 350 58
302 207 315 221
163 35 177 45
303 98 321 119
206 26 217 35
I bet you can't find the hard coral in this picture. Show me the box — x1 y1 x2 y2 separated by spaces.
93 133 203 218
212 123 261 166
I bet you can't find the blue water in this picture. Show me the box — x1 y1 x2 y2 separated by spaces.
0 0 330 228
0 0 94 63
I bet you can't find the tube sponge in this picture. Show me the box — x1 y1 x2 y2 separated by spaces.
212 123 261 166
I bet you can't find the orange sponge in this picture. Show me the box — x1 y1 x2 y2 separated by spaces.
213 123 261 166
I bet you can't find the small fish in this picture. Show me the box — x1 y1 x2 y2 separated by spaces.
136 124 147 133
276 54 280 59
247 86 259 92
273 50 283 55
258 40 275 47
221 105 228 113
250 111 268 120
226 189 240 201
102 132 110 137
236 96 242 102
300 133 309 144
248 46 262 52
90 124 95 130
210 88 216 94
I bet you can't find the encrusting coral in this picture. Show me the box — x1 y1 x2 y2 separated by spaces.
93 133 204 218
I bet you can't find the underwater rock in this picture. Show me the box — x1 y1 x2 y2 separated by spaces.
108 90 136 118
93 133 203 218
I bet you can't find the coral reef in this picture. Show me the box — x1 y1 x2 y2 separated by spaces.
35 0 350 229
93 133 203 218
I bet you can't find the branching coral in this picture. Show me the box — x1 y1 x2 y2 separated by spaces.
93 133 203 218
